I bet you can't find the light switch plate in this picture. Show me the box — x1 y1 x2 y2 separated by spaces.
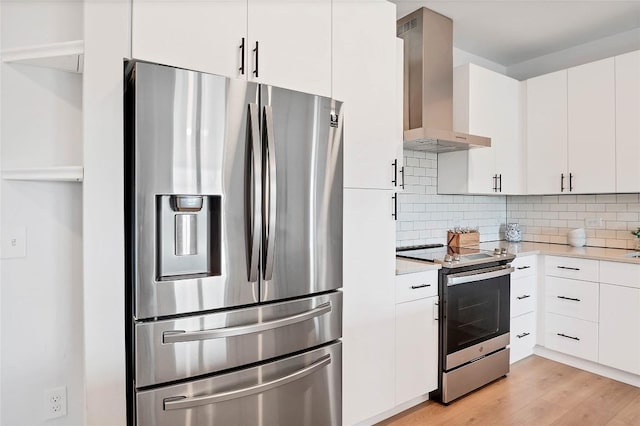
1 226 26 259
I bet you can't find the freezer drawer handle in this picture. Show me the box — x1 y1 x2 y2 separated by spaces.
162 302 332 344
163 354 332 411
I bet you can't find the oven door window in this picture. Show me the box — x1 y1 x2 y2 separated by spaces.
446 274 510 355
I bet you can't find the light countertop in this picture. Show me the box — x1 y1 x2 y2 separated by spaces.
475 241 640 264
396 257 441 275
396 241 640 275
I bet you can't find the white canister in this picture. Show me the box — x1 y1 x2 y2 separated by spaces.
568 228 586 247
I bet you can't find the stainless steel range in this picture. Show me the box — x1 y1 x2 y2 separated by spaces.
398 244 515 403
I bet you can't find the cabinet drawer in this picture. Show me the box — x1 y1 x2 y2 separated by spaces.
600 261 640 289
545 277 598 322
545 256 598 282
510 312 536 363
511 255 537 279
396 270 438 303
545 313 598 362
511 276 536 317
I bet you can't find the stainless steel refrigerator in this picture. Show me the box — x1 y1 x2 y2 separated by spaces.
124 61 343 426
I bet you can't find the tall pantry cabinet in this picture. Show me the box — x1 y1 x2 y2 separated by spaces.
333 1 401 424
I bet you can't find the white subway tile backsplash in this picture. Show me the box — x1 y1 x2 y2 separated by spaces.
398 150 640 250
507 192 640 249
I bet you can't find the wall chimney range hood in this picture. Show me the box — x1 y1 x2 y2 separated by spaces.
397 8 491 153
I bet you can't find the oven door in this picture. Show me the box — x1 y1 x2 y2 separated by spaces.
444 265 513 370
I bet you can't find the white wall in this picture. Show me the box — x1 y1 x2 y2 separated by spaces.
507 28 640 80
0 1 84 425
453 47 507 75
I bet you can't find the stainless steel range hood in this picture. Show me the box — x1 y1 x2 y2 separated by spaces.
397 8 491 153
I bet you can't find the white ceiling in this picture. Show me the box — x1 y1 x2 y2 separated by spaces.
391 0 640 67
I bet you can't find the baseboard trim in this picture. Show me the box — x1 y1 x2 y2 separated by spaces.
534 345 640 388
355 394 431 426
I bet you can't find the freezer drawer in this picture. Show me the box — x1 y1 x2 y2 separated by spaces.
136 291 342 387
136 342 342 426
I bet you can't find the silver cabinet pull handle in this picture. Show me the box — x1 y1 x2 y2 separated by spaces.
516 294 531 300
246 103 261 282
411 284 431 289
557 295 580 302
163 302 331 344
163 354 331 411
262 105 277 281
433 301 439 320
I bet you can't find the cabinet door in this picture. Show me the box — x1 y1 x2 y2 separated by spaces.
525 70 568 194
333 0 399 189
247 0 331 97
468 65 521 194
568 58 616 193
343 188 395 425
615 50 640 193
599 284 640 375
395 296 438 405
131 0 247 78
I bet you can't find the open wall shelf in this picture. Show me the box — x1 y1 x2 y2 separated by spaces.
1 40 84 73
2 166 84 182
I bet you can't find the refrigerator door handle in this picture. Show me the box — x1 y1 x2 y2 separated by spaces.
162 302 332 343
262 105 277 281
163 354 331 411
246 103 262 282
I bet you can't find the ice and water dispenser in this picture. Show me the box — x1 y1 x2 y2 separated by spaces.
156 194 221 280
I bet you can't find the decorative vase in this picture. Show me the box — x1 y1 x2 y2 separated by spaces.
505 223 522 242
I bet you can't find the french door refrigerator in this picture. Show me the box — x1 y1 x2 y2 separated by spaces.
124 61 343 426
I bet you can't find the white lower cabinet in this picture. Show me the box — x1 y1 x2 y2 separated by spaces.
394 270 439 405
599 283 640 375
509 255 537 364
545 312 599 362
543 257 599 363
510 312 537 363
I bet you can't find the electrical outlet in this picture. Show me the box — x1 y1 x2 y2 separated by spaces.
585 218 604 228
44 386 67 420
0 226 26 259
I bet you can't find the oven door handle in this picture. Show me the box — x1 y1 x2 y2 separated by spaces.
446 265 514 286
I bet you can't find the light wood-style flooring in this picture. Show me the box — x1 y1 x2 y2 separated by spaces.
378 355 640 426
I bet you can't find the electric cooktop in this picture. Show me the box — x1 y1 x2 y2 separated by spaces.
396 244 514 268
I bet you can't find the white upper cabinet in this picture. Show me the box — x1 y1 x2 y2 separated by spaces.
567 57 616 193
615 50 640 193
131 0 331 97
525 69 568 195
131 0 247 79
333 0 400 189
438 63 521 194
247 0 331 96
